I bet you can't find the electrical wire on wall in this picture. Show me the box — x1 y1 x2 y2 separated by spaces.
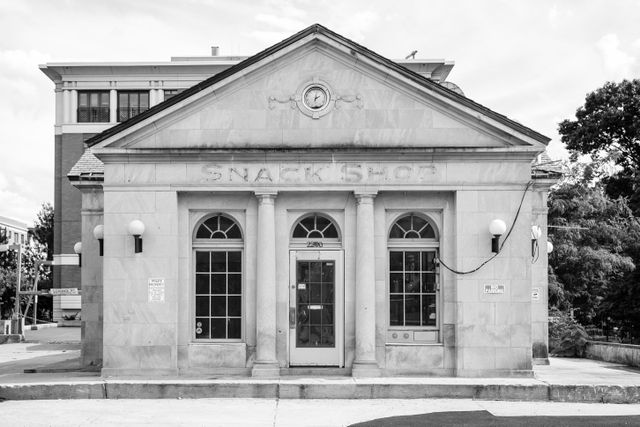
436 180 534 275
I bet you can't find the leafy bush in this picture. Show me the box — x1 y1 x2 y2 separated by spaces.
549 309 589 357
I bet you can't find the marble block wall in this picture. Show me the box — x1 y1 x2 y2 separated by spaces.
101 189 179 376
454 189 533 377
531 188 550 362
80 186 103 368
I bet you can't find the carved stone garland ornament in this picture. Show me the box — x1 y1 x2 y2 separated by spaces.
268 78 363 119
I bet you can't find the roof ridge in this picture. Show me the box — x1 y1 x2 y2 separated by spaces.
84 23 550 148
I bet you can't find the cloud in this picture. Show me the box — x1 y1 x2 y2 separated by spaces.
596 33 637 80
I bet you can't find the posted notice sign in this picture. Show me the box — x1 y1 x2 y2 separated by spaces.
483 284 505 294
148 278 165 302
49 288 79 296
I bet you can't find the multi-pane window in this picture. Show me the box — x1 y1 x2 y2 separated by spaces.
389 251 437 326
195 251 242 339
77 91 110 122
163 89 184 100
388 213 439 330
194 215 243 341
117 91 149 122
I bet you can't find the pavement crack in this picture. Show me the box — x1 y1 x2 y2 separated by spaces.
272 397 280 427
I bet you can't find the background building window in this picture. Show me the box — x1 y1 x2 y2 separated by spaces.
194 215 243 341
77 91 109 122
163 89 184 100
117 91 149 122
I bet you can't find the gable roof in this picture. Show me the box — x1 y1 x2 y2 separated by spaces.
85 23 550 148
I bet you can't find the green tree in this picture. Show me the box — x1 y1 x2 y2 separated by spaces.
548 179 639 326
559 79 640 172
31 202 54 260
559 79 640 214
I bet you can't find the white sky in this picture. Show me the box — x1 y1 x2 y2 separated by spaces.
1 0 640 224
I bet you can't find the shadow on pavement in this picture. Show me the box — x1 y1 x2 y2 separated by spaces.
350 410 640 426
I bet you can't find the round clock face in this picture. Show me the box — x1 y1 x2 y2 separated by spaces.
303 86 328 110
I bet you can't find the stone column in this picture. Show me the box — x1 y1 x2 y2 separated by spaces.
62 89 70 123
70 89 78 123
252 190 280 377
352 191 381 377
109 89 117 123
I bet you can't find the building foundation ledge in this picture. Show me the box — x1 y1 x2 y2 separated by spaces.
533 358 550 366
351 361 381 378
251 362 280 378
101 368 179 377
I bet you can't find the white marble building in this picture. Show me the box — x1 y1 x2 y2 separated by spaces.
68 24 557 377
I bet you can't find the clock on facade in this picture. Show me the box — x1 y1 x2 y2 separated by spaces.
302 85 329 111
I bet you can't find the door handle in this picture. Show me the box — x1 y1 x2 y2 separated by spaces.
289 307 296 328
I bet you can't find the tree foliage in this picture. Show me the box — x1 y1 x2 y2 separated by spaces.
559 79 640 172
548 180 640 326
553 79 640 341
0 203 53 321
31 202 54 261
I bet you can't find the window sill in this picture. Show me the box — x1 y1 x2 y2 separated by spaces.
190 341 246 346
385 342 442 347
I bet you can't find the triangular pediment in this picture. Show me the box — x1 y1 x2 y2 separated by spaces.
88 25 548 155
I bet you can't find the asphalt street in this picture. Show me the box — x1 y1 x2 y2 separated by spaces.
2 398 640 426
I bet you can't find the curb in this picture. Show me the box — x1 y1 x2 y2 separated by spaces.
27 323 58 330
1 381 638 403
0 335 23 344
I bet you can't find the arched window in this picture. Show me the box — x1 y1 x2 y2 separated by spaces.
194 214 243 341
195 215 242 239
292 214 339 239
389 213 436 239
388 213 439 342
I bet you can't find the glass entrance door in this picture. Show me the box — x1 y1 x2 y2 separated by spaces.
289 251 343 366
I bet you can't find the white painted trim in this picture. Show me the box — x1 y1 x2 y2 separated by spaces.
53 254 80 266
61 123 114 133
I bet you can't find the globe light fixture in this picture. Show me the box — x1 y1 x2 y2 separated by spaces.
531 225 542 257
93 224 104 256
128 220 145 253
74 241 82 267
489 219 507 253
547 241 554 254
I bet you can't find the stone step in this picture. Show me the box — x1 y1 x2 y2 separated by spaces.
0 380 639 403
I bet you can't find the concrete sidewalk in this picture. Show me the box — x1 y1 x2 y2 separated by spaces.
0 329 639 403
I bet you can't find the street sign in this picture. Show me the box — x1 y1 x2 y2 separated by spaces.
49 288 80 296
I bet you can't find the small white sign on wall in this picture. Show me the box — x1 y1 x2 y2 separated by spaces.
483 284 505 294
148 278 165 302
532 287 541 301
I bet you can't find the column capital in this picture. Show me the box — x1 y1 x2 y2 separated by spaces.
354 190 377 204
255 190 278 204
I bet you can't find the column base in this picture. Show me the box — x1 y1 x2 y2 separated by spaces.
533 357 550 366
251 362 280 378
351 361 381 378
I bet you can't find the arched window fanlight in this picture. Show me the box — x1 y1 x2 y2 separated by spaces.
389 213 436 239
293 214 339 239
196 215 242 239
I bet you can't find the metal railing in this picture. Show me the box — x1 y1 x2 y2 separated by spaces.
117 106 149 122
77 107 110 123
